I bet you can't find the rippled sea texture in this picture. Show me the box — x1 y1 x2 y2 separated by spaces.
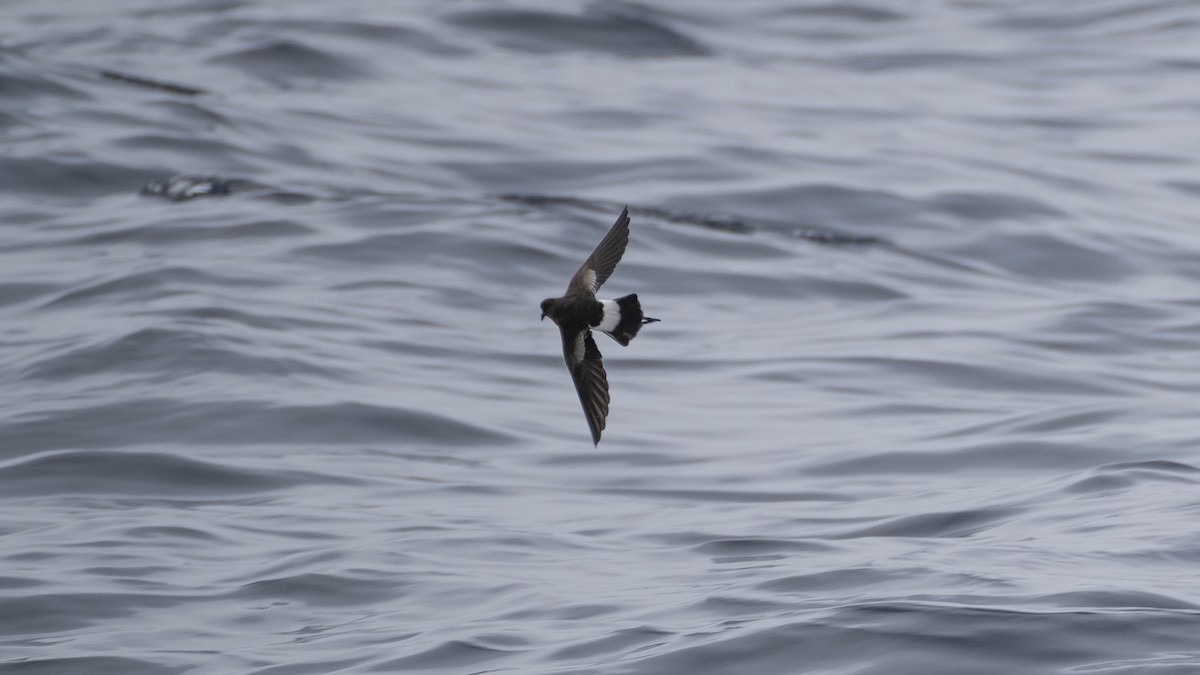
5 1 1200 673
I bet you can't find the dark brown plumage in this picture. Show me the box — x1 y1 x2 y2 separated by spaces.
540 207 658 445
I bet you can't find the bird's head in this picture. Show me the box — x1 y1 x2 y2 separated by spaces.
540 298 555 321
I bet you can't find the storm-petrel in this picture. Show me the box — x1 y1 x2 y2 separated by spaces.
541 206 659 445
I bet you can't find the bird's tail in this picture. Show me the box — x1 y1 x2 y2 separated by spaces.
605 294 658 346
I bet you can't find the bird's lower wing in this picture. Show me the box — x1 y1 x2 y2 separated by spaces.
562 328 610 445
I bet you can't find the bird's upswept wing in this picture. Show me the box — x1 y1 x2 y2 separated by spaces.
566 206 630 296
561 327 610 445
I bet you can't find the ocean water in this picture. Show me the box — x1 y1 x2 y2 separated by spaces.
3 1 1200 673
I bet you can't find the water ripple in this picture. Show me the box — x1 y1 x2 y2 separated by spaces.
447 9 710 57
0 450 305 497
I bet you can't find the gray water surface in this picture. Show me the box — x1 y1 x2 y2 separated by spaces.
3 1 1200 673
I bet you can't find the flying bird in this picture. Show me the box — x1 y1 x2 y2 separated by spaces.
541 206 659 445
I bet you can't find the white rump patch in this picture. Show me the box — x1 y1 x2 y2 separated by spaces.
595 299 621 332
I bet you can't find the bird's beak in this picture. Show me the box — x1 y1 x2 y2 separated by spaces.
540 313 546 321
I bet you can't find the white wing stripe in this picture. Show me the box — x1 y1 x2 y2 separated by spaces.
573 332 587 363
